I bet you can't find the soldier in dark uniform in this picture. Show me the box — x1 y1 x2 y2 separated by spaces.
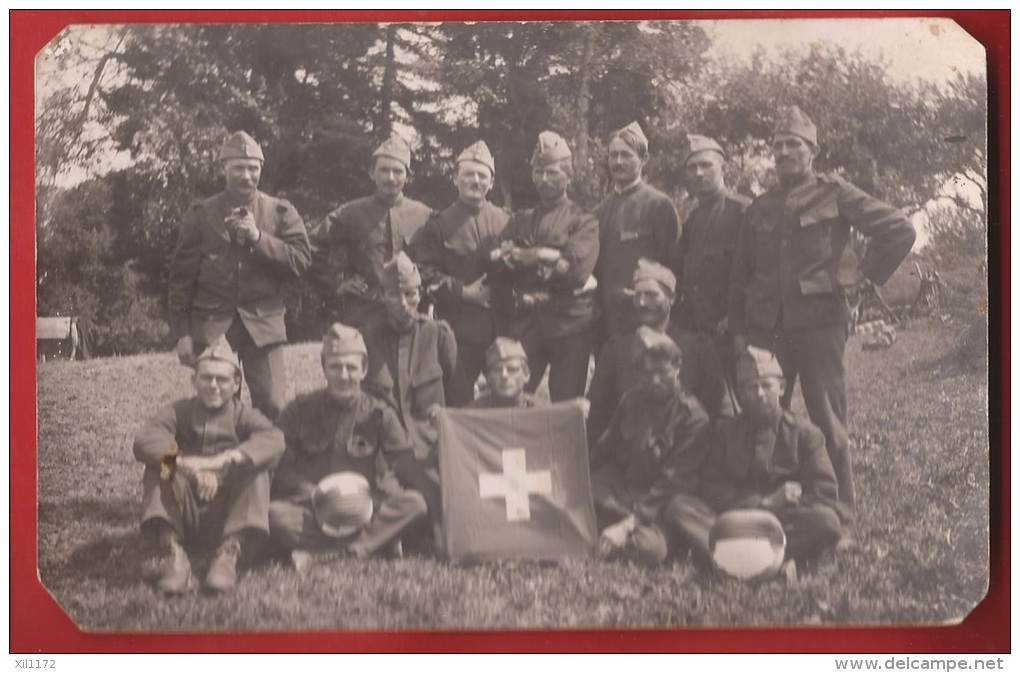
409 141 510 406
665 347 843 569
675 134 750 386
134 337 285 594
309 134 434 332
168 131 310 421
587 258 730 444
592 328 711 567
729 106 916 519
362 252 457 467
488 131 599 402
593 121 680 348
468 337 543 409
269 324 439 564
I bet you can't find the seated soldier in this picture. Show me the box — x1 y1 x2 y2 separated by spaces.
592 327 711 566
587 258 730 445
269 323 441 567
362 251 457 467
665 346 843 575
133 337 285 594
467 337 543 409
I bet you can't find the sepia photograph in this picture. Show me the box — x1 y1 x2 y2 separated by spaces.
29 12 993 638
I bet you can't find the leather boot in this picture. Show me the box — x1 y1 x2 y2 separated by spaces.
156 526 192 595
205 535 241 592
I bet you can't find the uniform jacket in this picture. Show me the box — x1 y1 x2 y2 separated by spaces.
676 190 750 332
699 410 839 513
168 190 310 347
587 324 729 442
309 193 433 325
362 314 458 462
729 174 915 333
593 181 680 338
133 397 284 472
593 386 711 518
409 200 510 345
489 195 600 340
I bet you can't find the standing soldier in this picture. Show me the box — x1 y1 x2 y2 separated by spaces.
309 134 433 332
362 252 457 467
410 141 510 406
168 131 310 421
729 106 916 520
488 131 599 402
675 134 749 385
593 121 680 348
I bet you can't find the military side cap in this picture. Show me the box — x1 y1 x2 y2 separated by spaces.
457 140 495 174
773 105 818 146
196 335 241 372
373 133 412 168
632 325 681 364
610 121 649 153
485 337 529 369
632 257 677 294
736 345 784 384
684 133 725 165
710 509 786 581
218 131 264 163
531 130 572 167
322 322 368 357
380 251 422 290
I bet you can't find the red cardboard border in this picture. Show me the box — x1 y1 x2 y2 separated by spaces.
12 9 1009 653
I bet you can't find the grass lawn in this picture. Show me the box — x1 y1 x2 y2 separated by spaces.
36 319 989 630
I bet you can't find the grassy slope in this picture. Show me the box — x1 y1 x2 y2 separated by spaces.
36 320 989 630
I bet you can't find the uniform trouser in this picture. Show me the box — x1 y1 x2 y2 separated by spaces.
198 318 286 422
664 494 843 564
749 324 853 518
590 464 669 566
268 491 428 558
445 341 488 407
140 466 270 550
519 325 592 402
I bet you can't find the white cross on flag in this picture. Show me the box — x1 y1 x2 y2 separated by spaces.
436 401 598 562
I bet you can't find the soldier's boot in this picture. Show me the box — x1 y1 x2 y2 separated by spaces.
205 536 241 593
156 527 192 595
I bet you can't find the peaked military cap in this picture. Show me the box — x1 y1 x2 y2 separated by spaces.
632 258 677 294
380 251 422 291
610 121 649 154
457 140 495 174
683 134 725 165
322 322 368 357
373 133 412 168
736 346 784 384
196 335 241 372
632 326 682 364
485 337 529 369
218 131 264 163
773 105 818 146
531 131 572 167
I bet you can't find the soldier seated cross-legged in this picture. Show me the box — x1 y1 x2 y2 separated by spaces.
133 337 285 595
269 323 442 571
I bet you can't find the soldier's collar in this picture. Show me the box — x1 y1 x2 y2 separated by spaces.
373 192 405 208
614 177 643 195
456 198 486 214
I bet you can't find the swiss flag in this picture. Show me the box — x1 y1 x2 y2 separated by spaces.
436 401 598 562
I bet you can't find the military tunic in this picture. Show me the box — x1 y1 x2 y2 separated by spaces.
593 181 680 342
409 200 510 406
168 190 310 419
587 324 730 444
309 193 433 331
269 389 438 556
362 314 458 464
133 397 284 545
729 173 915 515
665 410 843 563
489 195 599 401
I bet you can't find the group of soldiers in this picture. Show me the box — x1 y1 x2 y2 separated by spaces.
134 104 916 594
